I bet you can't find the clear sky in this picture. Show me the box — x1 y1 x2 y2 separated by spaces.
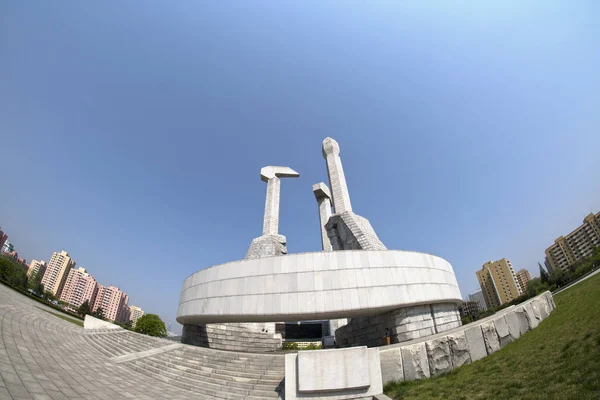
1 1 599 333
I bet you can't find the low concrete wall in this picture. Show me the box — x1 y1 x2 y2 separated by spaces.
379 291 555 384
83 315 122 330
182 323 282 352
336 303 461 348
285 346 383 400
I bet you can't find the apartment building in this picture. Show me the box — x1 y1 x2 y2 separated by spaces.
545 212 600 272
59 267 99 308
458 301 480 318
27 259 47 278
0 228 7 251
128 305 145 328
1 240 14 254
468 289 487 311
515 268 531 294
476 258 521 309
40 251 76 297
93 285 129 323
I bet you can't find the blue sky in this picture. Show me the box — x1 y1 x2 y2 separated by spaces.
1 1 599 332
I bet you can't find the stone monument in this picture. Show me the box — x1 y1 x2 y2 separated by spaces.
246 166 299 259
178 137 463 353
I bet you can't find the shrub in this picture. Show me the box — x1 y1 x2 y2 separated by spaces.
134 314 167 337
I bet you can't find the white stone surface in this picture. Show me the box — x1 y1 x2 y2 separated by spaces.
425 337 452 376
401 343 430 380
313 182 333 252
84 315 121 330
379 348 403 385
260 166 299 236
503 309 522 340
481 321 501 355
378 291 556 383
522 303 539 330
177 250 462 324
447 331 471 367
285 347 383 400
298 347 370 392
464 325 487 362
492 315 513 347
322 137 352 214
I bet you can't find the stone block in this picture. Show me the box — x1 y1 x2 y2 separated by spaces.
447 331 471 367
285 347 383 400
425 337 452 376
533 297 549 320
480 321 500 355
503 310 522 340
379 348 403 385
464 325 487 362
522 303 539 329
401 343 430 381
418 327 435 338
298 347 370 392
513 306 532 335
492 316 512 348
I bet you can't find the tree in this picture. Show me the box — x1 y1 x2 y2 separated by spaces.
27 271 44 294
134 314 167 337
92 307 105 320
539 262 550 285
549 267 571 287
77 300 91 317
0 254 28 289
44 291 56 301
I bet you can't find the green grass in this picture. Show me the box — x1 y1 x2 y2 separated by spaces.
36 307 84 327
384 273 600 400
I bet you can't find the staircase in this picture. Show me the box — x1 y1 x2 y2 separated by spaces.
125 346 285 399
83 330 171 357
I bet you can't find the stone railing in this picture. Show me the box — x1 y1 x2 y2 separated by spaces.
379 291 555 383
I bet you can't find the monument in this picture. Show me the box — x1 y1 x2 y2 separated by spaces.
246 166 300 259
177 137 463 352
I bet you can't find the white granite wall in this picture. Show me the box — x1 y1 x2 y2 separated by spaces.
335 303 461 347
379 291 556 384
177 250 462 325
182 322 282 352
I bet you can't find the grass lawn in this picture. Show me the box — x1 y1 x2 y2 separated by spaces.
36 307 84 327
384 272 600 400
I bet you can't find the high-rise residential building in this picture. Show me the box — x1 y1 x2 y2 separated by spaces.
41 251 76 298
27 260 47 278
515 268 531 294
0 227 8 251
1 240 14 254
59 267 99 308
468 289 487 311
458 301 480 318
128 305 144 328
544 212 600 272
92 285 129 323
476 258 521 309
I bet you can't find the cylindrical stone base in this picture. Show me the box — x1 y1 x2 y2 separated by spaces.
182 323 283 353
334 303 461 348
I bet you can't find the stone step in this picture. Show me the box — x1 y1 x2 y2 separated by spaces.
158 353 284 380
131 359 280 399
126 363 214 400
173 351 278 368
156 353 284 377
142 356 283 391
166 350 280 369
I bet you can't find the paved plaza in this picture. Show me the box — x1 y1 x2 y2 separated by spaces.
0 284 284 400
